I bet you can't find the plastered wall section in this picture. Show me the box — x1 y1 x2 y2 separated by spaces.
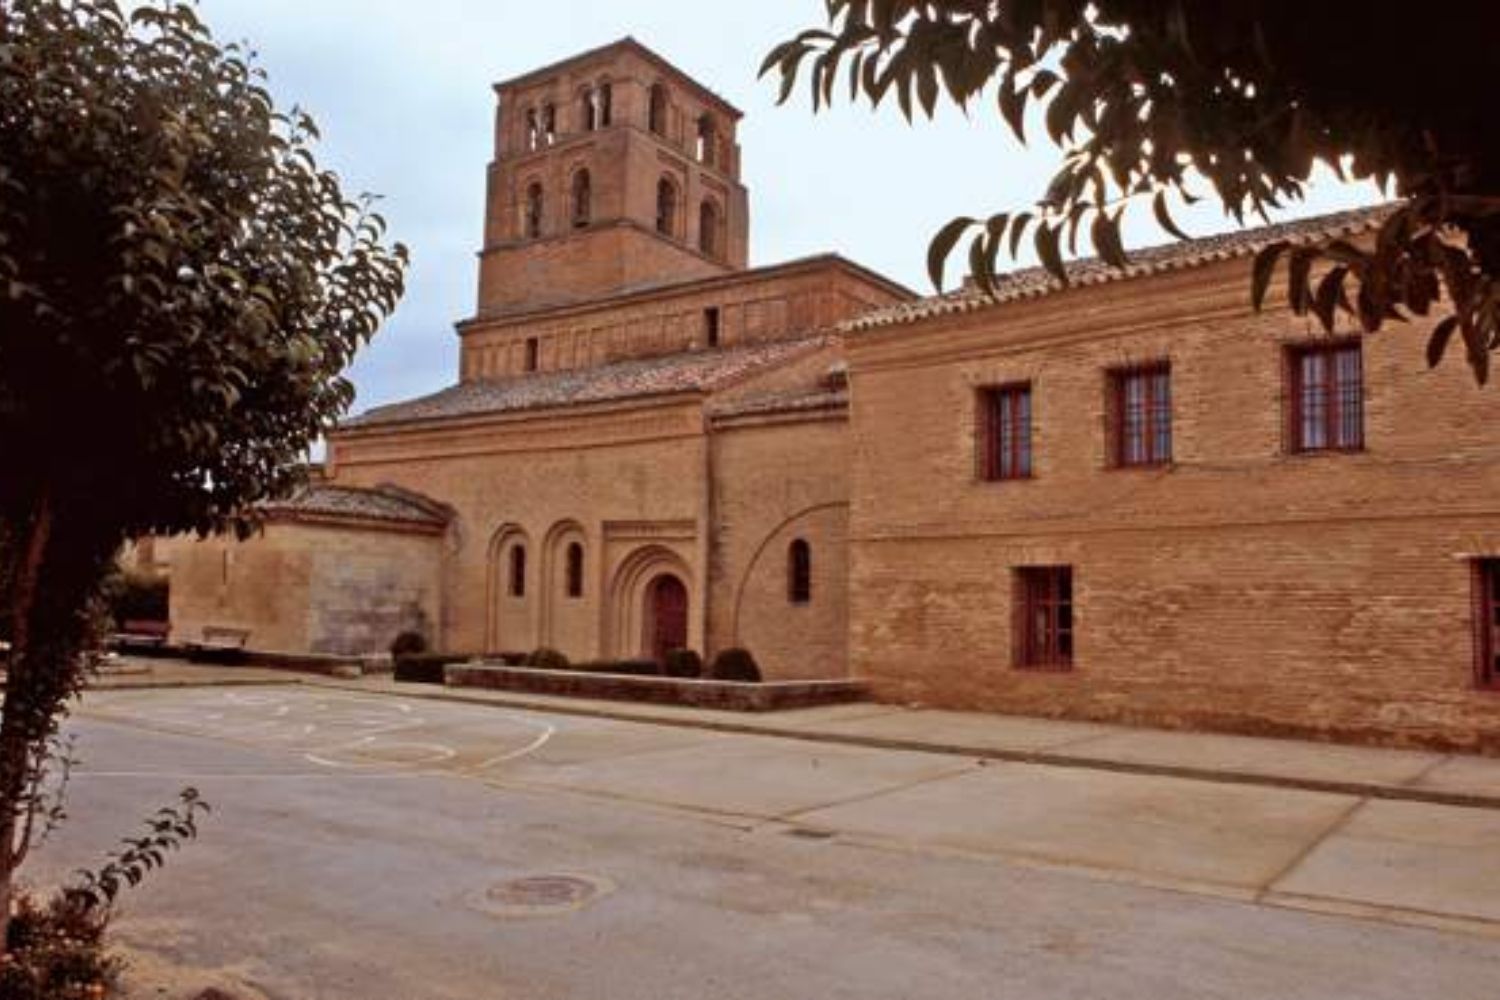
161 522 442 657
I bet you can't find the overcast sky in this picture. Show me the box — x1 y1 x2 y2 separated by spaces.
195 0 1382 415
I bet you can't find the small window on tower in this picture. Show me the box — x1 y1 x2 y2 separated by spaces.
656 177 678 237
525 337 539 372
649 84 668 135
599 83 612 126
571 169 591 229
704 307 721 348
581 87 598 131
696 115 717 166
524 182 544 239
699 199 721 258
542 103 556 145
524 108 540 151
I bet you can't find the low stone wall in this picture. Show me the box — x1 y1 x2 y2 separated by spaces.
445 663 868 712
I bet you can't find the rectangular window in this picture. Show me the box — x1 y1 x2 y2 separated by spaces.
524 337 539 373
1014 566 1073 670
978 384 1032 481
1473 560 1500 691
704 307 721 348
1289 341 1363 452
1109 363 1171 467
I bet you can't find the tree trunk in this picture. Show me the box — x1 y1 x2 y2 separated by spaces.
0 488 54 949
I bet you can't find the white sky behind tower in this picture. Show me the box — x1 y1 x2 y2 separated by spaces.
195 0 1383 414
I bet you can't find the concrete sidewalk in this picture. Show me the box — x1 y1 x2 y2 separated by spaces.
89 658 1500 810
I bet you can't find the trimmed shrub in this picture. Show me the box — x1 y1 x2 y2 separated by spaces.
392 652 469 685
662 648 704 679
571 658 661 677
708 647 762 683
389 630 427 658
0 891 120 1000
106 568 169 625
526 647 571 671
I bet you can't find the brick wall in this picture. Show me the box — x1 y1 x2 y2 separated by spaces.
479 42 749 316
846 255 1500 750
461 261 905 380
710 411 851 679
330 399 709 659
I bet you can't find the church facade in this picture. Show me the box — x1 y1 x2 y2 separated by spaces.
165 39 1500 751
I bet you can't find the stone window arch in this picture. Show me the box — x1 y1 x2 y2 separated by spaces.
788 539 811 605
598 81 613 126
541 103 557 145
656 176 679 237
648 83 668 136
524 107 541 151
524 181 544 238
698 198 721 258
696 114 717 166
580 86 598 131
582 83 612 131
571 168 592 228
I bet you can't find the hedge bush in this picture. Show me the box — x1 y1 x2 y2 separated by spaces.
0 891 120 1000
389 630 427 658
708 647 762 683
526 647 571 671
570 658 662 677
393 652 470 685
106 569 169 625
662 648 703 679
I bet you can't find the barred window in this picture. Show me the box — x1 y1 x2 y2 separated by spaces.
1289 341 1363 452
979 384 1032 481
1109 363 1171 467
1014 566 1073 670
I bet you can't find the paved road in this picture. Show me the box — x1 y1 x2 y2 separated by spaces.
23 686 1500 999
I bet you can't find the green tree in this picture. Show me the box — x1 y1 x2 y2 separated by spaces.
764 1 1499 379
0 0 407 938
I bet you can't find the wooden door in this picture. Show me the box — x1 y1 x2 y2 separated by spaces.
647 574 688 663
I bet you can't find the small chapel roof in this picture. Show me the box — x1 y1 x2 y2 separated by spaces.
345 336 832 430
262 484 451 532
843 204 1391 332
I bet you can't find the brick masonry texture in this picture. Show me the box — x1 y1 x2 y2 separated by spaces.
158 38 1500 752
846 252 1500 752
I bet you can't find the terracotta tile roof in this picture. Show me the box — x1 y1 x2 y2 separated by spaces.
709 387 849 420
345 336 831 428
263 484 450 529
844 204 1392 332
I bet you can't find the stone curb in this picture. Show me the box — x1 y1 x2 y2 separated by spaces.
88 678 304 691
306 679 1500 813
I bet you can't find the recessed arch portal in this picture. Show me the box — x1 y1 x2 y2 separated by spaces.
606 544 694 661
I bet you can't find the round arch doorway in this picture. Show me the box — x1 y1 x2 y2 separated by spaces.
645 573 688 664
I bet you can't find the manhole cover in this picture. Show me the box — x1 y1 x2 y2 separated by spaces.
468 874 615 918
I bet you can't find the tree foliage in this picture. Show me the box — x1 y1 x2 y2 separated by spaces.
0 0 406 936
764 1 1500 381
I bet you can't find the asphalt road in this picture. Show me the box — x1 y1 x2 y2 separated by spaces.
22 686 1500 1000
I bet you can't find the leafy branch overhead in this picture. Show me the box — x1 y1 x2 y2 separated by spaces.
763 0 1500 381
0 0 407 941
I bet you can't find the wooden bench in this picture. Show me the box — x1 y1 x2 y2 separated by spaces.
184 626 252 661
111 619 171 650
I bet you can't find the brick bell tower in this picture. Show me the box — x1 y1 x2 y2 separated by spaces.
474 38 750 318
